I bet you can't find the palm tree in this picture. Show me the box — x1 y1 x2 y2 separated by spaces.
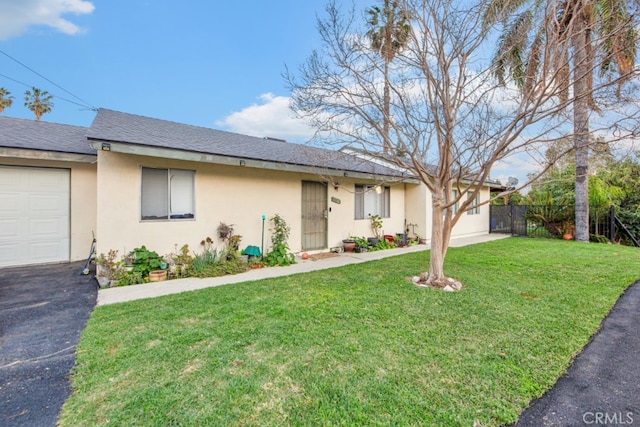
0 87 13 113
484 0 638 242
24 87 54 120
366 0 411 154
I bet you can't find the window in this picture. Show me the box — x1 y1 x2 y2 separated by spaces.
355 184 390 219
141 167 194 220
467 192 480 215
451 189 459 214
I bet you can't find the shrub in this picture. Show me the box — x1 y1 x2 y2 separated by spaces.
371 238 396 251
191 238 222 275
166 244 193 278
131 246 164 278
265 214 296 266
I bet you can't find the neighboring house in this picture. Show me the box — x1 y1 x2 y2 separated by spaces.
0 117 96 267
0 110 418 267
340 146 500 242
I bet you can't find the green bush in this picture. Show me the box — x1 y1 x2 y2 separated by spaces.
265 214 296 266
191 238 222 275
371 238 396 251
131 246 164 278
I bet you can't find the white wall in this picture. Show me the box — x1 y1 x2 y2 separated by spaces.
404 183 491 243
95 151 408 257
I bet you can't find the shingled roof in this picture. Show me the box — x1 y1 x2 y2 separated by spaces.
87 109 406 178
0 116 94 155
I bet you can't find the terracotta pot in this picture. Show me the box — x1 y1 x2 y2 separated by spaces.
343 240 356 252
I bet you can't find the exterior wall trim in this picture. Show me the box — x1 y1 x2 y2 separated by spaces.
89 139 419 184
0 147 96 163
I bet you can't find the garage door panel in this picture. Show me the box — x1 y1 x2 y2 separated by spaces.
29 193 68 216
29 239 70 263
28 169 67 189
0 218 27 240
0 243 28 265
0 193 24 215
0 166 70 267
29 217 67 239
0 168 27 190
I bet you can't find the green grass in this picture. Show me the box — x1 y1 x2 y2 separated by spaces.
60 238 640 426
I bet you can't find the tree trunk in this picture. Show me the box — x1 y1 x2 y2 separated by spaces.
421 190 453 288
573 13 590 243
429 196 446 281
383 66 390 154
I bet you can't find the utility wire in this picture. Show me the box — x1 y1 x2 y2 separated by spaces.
0 72 95 111
0 48 97 111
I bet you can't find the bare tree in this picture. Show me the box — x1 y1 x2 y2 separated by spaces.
286 0 594 288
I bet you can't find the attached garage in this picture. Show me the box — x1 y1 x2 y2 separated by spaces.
0 116 97 268
0 166 71 267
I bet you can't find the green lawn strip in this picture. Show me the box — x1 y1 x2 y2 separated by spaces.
59 238 640 426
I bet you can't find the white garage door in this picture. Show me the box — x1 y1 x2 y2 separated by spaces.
0 166 70 267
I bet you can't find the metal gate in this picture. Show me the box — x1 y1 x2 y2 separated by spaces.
489 205 528 237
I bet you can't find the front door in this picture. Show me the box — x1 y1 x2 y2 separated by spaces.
301 181 327 251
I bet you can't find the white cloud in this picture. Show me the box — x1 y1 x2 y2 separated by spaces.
0 0 95 40
492 153 543 190
216 93 316 142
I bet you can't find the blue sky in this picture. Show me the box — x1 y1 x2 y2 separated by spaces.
0 0 368 142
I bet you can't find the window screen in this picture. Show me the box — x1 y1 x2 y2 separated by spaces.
141 167 194 220
355 184 390 219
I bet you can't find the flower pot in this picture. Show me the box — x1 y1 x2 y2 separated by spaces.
149 269 167 282
367 237 379 246
342 240 356 253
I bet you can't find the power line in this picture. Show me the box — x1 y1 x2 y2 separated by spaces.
0 72 95 111
0 48 97 111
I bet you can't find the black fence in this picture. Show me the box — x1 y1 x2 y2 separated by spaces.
489 204 639 246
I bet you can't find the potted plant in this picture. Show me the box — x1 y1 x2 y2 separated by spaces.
353 236 369 253
342 238 356 253
217 222 241 260
131 245 165 281
95 249 120 288
368 214 383 245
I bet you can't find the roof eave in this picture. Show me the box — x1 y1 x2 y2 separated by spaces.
0 147 96 163
89 139 419 184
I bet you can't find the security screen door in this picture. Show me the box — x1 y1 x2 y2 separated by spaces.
301 181 327 251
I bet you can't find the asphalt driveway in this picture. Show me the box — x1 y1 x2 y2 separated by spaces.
0 261 97 427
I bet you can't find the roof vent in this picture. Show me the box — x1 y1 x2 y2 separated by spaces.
264 136 286 142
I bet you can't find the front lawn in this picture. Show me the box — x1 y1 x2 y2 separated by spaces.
60 238 640 426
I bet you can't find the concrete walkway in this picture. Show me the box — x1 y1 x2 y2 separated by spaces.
97 233 510 306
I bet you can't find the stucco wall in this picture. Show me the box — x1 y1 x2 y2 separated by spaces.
404 183 490 243
0 157 97 262
449 186 491 238
95 151 408 257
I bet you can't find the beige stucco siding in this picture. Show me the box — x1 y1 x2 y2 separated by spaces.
403 183 490 243
404 182 428 240
95 151 408 257
327 181 407 246
0 157 97 262
449 186 491 238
